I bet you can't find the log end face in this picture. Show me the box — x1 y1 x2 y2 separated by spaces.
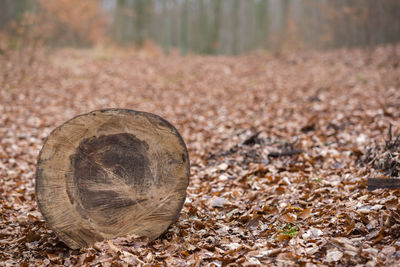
36 109 190 248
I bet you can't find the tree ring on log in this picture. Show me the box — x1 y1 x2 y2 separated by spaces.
36 109 190 249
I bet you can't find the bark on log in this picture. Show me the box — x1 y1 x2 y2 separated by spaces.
36 109 190 249
367 178 400 190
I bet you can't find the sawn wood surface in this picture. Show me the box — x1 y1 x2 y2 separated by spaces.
36 109 190 249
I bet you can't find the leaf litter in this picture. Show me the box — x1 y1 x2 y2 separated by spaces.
0 44 400 266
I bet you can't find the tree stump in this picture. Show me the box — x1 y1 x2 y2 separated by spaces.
36 109 190 249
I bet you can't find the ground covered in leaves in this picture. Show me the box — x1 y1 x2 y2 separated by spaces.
1 44 400 266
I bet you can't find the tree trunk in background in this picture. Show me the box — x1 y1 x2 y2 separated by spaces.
231 0 240 55
386 0 400 44
255 0 269 49
277 0 290 52
133 0 148 47
180 0 188 55
0 0 35 31
0 0 15 31
206 0 222 54
115 0 128 44
14 0 30 18
162 0 170 54
197 0 208 53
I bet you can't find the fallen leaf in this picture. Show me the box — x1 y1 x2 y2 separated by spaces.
282 213 297 223
210 197 226 208
325 249 343 262
298 208 312 219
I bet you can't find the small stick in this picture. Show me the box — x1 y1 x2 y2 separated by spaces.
268 149 302 158
385 123 393 149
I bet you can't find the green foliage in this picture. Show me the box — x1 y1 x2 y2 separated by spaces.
312 177 322 184
280 223 298 237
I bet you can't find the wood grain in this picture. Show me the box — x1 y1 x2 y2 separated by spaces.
36 109 190 249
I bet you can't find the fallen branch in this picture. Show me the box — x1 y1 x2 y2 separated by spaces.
268 149 302 158
367 178 400 191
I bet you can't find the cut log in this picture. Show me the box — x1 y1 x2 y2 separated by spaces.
36 109 190 249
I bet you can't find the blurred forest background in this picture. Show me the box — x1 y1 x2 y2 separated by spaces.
1 0 400 55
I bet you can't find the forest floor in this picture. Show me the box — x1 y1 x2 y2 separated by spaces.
1 44 400 266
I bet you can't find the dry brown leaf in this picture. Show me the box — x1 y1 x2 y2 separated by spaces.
282 213 297 223
325 249 343 262
385 198 398 210
298 208 312 219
